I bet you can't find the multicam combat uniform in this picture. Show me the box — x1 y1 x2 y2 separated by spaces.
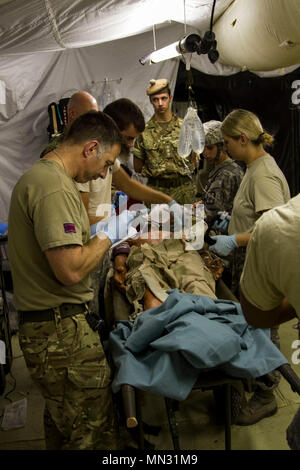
133 114 197 205
8 159 118 450
202 158 244 228
125 238 217 319
104 238 218 326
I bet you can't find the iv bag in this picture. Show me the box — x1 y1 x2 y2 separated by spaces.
178 107 205 158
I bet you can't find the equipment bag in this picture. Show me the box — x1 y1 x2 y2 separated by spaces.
47 97 70 141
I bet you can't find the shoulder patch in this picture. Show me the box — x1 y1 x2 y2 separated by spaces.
63 223 76 233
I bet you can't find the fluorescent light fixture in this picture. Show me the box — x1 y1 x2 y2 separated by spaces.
139 33 201 65
140 41 180 65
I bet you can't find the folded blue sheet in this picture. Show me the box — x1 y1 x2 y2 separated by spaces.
109 289 287 400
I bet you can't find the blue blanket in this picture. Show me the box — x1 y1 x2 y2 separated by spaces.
109 289 287 400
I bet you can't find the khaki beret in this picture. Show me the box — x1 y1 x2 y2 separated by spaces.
146 78 170 96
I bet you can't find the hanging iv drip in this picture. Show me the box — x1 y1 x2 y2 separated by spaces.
178 71 205 158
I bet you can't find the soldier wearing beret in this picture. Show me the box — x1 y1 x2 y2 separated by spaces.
133 78 199 205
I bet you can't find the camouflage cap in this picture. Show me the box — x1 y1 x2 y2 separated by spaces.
203 120 223 145
146 78 170 96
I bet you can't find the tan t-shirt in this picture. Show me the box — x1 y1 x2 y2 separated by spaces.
228 154 290 235
240 194 300 316
76 159 121 220
8 159 92 311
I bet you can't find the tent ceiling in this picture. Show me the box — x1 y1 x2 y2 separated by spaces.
0 0 299 73
0 0 232 55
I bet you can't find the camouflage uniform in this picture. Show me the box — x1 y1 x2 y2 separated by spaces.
201 120 244 227
104 238 224 329
122 238 216 320
202 158 244 227
19 310 118 450
133 114 197 205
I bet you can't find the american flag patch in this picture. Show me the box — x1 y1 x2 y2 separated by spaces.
63 223 76 233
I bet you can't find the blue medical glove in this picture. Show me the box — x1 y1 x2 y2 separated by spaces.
0 222 8 236
208 234 238 257
212 211 231 233
91 210 135 244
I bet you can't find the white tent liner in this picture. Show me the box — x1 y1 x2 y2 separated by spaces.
0 0 300 221
214 0 300 71
1 0 299 71
0 0 233 54
0 23 182 221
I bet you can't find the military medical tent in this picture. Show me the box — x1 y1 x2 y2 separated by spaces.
0 0 300 220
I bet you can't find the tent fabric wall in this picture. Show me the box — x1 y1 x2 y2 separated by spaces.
0 24 182 222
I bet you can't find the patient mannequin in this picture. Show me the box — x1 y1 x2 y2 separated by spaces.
112 230 224 312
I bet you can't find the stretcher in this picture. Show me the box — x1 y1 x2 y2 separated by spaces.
109 280 300 450
120 359 300 450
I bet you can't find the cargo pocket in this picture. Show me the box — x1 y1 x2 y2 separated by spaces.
19 335 48 383
68 360 111 390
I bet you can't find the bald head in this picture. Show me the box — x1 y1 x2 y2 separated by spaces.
67 91 98 129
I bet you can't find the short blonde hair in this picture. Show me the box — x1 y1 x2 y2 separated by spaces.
221 109 274 147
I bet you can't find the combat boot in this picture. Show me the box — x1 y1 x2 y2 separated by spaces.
235 389 277 426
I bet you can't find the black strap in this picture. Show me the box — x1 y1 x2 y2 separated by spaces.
148 175 190 188
19 303 87 323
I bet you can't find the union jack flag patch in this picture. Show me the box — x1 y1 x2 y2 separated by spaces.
63 223 76 233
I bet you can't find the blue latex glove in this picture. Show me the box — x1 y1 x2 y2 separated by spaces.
0 222 8 235
91 210 135 244
212 211 231 233
209 234 238 257
168 199 185 231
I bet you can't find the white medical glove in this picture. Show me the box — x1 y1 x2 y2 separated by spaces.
168 200 185 231
91 210 135 245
